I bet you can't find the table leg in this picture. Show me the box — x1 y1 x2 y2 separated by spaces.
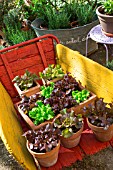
86 34 90 57
103 44 108 64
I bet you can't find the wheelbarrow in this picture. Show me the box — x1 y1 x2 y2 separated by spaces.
0 34 113 170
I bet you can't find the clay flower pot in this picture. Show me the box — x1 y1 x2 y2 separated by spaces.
25 122 60 167
59 123 84 148
96 6 113 37
53 112 84 148
27 140 60 167
87 118 113 142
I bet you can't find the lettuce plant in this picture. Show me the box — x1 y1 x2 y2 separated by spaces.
53 109 83 138
83 98 113 130
28 100 55 125
12 70 39 91
23 123 60 153
40 82 54 98
72 89 90 103
39 64 64 81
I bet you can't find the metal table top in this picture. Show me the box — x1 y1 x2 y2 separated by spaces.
89 25 113 44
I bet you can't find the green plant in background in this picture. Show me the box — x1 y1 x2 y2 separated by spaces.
3 8 35 46
53 108 83 138
12 70 39 91
63 0 97 26
0 0 19 28
101 0 113 15
45 7 71 29
0 0 100 30
72 89 90 103
106 60 113 71
75 2 97 26
21 0 99 29
4 27 35 46
29 100 55 125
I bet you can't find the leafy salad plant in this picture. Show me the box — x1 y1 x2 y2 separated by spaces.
28 100 55 125
53 109 83 138
43 73 79 114
23 123 60 153
83 98 113 130
72 89 90 104
39 64 64 81
40 82 54 98
12 70 39 91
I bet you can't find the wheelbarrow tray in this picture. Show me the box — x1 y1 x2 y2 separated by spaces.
0 34 113 170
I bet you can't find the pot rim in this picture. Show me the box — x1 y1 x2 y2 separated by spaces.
26 140 60 155
86 117 113 130
31 19 99 31
59 121 84 139
96 5 113 18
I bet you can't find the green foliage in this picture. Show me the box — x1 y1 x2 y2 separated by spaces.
63 2 78 22
39 64 64 81
45 7 71 29
72 89 90 103
0 0 20 27
75 2 97 26
3 8 35 46
102 0 113 15
21 0 98 29
40 82 54 98
54 109 83 138
106 60 113 71
29 100 55 125
4 28 35 46
12 70 39 91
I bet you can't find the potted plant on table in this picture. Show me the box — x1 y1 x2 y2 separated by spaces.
53 108 84 148
83 98 113 142
12 70 40 97
96 0 113 37
23 122 60 168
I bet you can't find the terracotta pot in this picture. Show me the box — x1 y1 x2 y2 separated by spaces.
87 118 113 142
96 6 113 37
59 123 84 148
14 80 40 97
26 140 60 167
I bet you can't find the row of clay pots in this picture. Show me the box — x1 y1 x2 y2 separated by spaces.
26 119 113 168
26 122 84 168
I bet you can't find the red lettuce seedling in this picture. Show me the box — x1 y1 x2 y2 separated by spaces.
23 123 60 153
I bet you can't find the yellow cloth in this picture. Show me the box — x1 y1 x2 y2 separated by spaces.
0 82 36 170
56 44 113 103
